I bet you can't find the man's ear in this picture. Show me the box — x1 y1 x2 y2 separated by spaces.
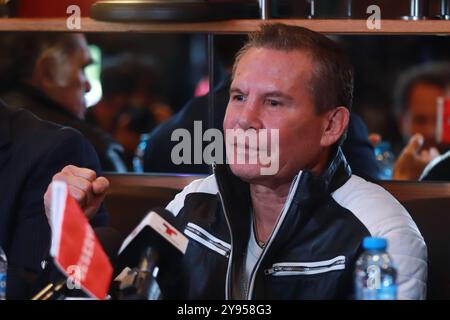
33 54 63 89
320 106 350 147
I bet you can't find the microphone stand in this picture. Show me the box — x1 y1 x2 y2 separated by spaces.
117 247 162 300
32 278 67 300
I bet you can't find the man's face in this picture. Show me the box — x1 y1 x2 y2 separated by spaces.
224 47 330 187
44 35 92 119
402 82 444 148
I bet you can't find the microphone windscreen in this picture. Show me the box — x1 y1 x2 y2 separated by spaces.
117 208 188 271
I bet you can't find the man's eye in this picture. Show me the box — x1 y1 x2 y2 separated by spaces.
267 99 281 107
232 95 245 102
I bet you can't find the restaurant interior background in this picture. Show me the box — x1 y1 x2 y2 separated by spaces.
0 0 449 177
0 0 449 300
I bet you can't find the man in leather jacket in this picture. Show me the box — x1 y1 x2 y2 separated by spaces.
46 24 427 300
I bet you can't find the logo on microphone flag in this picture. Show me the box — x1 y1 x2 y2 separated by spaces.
50 181 112 300
118 211 189 255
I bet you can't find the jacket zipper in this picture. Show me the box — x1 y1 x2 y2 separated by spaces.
264 256 346 276
184 223 231 257
246 172 302 299
213 163 234 300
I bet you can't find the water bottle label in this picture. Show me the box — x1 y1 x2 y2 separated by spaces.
377 285 397 300
0 272 6 298
359 285 397 300
366 265 381 289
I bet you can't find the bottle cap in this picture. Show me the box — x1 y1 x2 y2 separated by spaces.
362 237 387 250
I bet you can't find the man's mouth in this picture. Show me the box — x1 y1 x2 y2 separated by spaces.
234 144 265 152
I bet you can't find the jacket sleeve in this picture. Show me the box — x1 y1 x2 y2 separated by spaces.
332 176 428 300
165 175 218 217
378 209 428 300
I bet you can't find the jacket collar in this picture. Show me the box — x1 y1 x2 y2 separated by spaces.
214 147 352 245
213 163 252 254
214 146 352 298
214 146 352 216
213 147 352 240
1 81 76 120
296 146 352 205
275 147 352 229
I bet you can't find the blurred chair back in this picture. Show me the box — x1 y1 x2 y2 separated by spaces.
104 173 205 236
380 180 450 300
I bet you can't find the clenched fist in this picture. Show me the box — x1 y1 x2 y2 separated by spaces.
44 165 110 222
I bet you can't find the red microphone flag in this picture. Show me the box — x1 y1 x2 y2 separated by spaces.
49 181 112 300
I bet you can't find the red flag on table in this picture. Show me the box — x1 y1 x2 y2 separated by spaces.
49 181 112 300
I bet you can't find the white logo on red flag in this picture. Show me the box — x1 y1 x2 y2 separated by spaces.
50 182 112 300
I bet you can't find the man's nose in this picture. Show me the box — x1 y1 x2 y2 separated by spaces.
238 100 263 130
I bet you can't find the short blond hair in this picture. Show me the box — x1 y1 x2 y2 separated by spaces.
233 23 354 115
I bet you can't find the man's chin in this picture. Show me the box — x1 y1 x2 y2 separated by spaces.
229 164 264 182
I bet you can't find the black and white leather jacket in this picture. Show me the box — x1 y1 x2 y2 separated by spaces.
164 148 427 300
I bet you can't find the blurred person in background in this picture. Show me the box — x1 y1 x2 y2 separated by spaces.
391 62 450 180
113 106 157 171
0 33 126 172
85 53 172 170
85 53 173 134
0 100 108 299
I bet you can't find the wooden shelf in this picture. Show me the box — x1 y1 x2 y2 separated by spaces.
0 17 449 34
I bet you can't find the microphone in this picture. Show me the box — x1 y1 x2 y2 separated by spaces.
115 208 188 300
31 278 66 301
117 208 188 269
31 227 124 300
118 247 162 300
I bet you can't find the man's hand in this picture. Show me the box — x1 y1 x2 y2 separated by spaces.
44 165 110 222
393 134 440 180
368 133 382 148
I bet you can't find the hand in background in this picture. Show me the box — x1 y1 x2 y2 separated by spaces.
393 134 440 181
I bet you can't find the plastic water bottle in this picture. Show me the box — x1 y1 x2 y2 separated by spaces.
355 237 397 300
374 142 395 180
0 247 7 300
133 133 150 173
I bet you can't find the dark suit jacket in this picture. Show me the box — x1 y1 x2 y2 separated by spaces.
0 101 107 299
0 82 127 173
